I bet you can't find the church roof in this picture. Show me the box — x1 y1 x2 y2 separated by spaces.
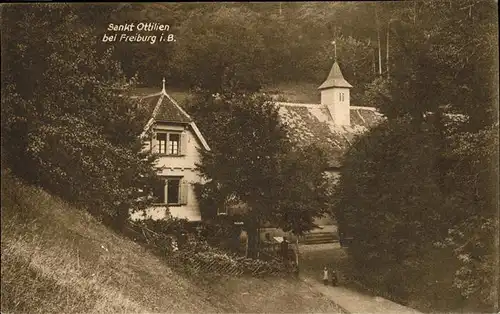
276 102 383 168
318 61 353 90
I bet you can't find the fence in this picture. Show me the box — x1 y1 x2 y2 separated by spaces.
126 221 297 278
166 245 293 278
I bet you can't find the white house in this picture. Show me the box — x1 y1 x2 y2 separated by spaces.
130 79 210 222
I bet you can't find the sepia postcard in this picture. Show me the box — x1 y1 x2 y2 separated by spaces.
1 2 498 313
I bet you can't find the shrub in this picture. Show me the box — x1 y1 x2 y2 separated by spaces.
123 217 295 279
2 5 158 227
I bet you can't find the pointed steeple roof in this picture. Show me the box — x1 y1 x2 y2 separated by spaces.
318 61 353 90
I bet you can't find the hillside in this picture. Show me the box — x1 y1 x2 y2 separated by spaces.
1 169 344 313
133 82 324 107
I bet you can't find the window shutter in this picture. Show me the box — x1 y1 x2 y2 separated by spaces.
180 180 188 205
150 134 153 153
164 179 169 204
180 132 187 156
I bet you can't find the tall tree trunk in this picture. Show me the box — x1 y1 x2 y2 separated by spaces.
386 21 390 79
375 6 382 76
372 48 376 77
413 1 417 25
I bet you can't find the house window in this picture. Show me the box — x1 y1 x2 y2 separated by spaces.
152 177 188 205
168 133 180 155
155 131 185 155
157 133 167 154
167 178 180 204
152 178 166 204
342 93 345 102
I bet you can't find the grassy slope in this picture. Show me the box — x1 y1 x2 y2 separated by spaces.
1 169 343 313
263 81 321 103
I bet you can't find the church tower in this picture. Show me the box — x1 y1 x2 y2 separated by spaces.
318 60 353 126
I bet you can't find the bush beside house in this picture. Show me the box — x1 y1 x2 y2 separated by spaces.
124 217 297 279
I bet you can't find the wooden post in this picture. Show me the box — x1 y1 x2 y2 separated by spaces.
257 226 260 258
295 237 299 266
245 230 249 258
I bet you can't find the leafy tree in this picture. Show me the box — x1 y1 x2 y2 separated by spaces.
366 0 497 129
188 90 331 258
273 144 332 236
1 4 158 228
438 125 499 310
334 116 498 311
335 2 498 312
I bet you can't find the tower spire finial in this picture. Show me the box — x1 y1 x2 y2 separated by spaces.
162 77 166 94
332 40 337 62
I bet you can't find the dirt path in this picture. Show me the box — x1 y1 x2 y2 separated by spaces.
297 243 422 314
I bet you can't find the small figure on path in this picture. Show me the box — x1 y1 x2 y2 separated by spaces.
330 268 338 286
323 266 329 285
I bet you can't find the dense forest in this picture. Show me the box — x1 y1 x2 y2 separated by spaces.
82 1 496 122
86 2 399 103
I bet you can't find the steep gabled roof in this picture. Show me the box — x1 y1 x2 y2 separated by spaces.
276 102 383 168
137 92 192 125
137 86 210 151
318 61 353 90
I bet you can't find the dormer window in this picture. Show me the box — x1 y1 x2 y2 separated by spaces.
168 133 180 155
154 131 186 155
157 133 168 154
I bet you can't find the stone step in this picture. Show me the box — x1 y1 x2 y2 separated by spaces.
304 232 337 237
300 232 338 245
304 234 336 240
302 239 338 245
